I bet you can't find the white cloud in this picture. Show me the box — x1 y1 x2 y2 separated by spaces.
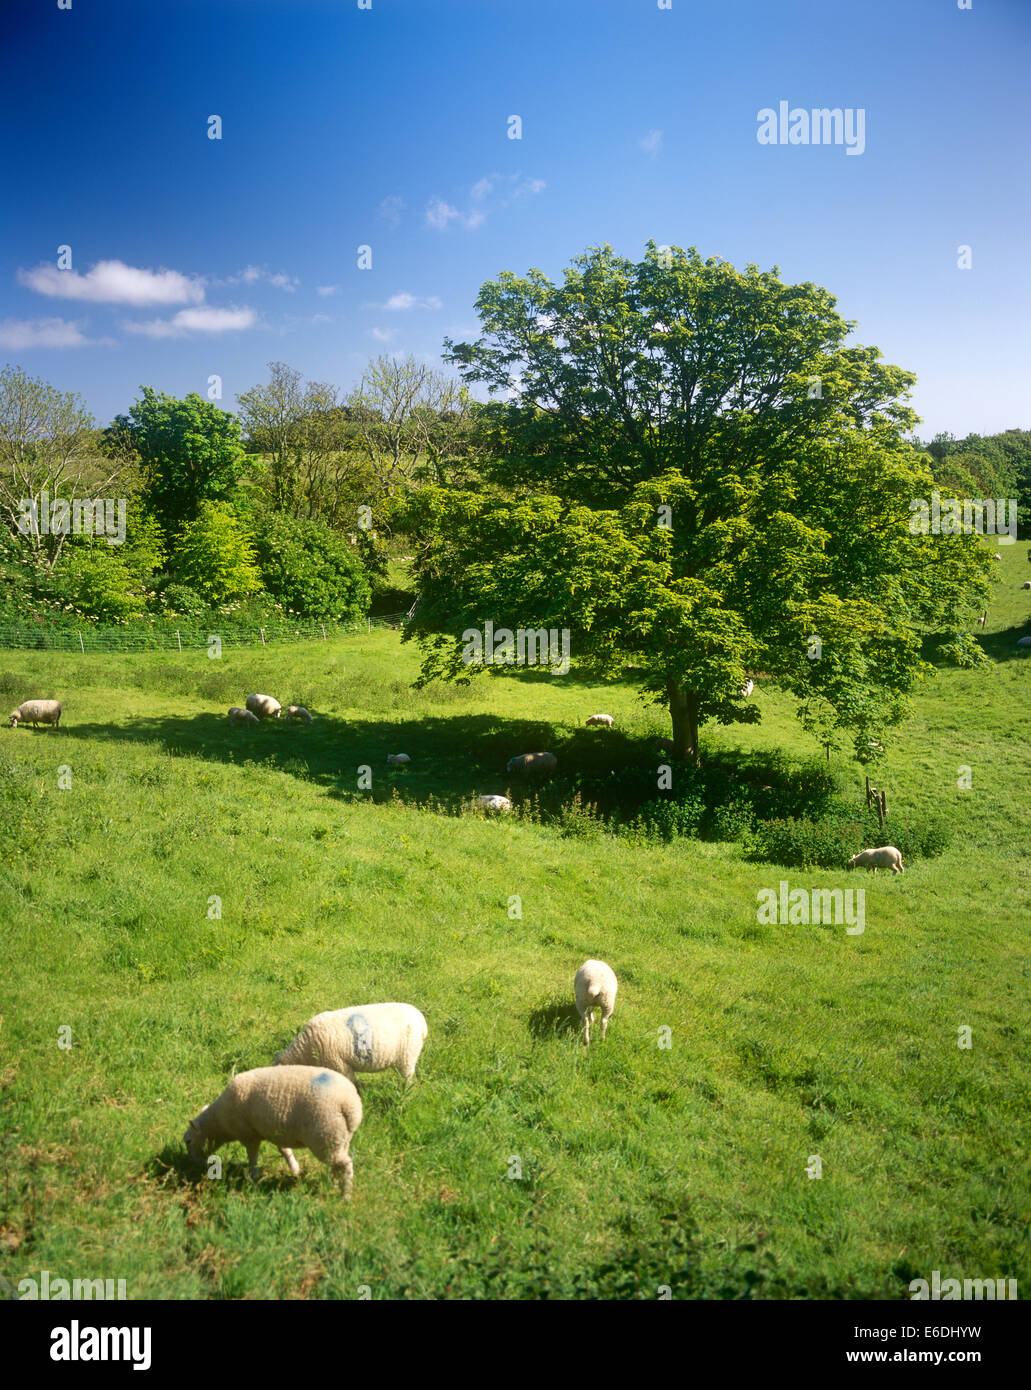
514 177 547 196
18 259 204 306
383 292 443 311
231 265 298 291
639 129 663 156
427 174 544 231
124 306 257 338
0 317 98 349
316 284 339 297
470 176 496 201
378 195 405 229
311 313 333 325
370 326 397 343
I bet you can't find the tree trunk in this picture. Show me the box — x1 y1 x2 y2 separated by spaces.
668 681 701 765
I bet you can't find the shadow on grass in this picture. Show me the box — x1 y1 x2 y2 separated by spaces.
527 999 582 1040
148 1141 307 1192
923 624 1031 667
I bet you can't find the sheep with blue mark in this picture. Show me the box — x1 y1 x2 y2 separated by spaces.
276 1002 428 1084
183 1065 363 1196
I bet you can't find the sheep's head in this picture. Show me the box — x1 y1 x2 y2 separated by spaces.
8 712 20 727
183 1109 211 1159
846 856 858 870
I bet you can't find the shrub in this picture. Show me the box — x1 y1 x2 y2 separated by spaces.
173 502 262 605
252 513 371 621
160 583 208 619
749 808 952 869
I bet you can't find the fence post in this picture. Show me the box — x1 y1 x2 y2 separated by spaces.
865 775 871 809
78 631 85 654
367 618 371 634
175 629 182 653
880 789 887 824
321 624 326 641
260 628 266 646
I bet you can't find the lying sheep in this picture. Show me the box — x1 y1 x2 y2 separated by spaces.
284 705 313 724
1017 636 1031 649
227 706 260 727
9 699 62 729
276 1002 428 1084
585 714 614 728
574 960 618 1045
740 680 754 698
847 846 905 874
386 753 410 765
245 694 282 720
507 751 557 775
183 1065 362 1196
476 794 512 813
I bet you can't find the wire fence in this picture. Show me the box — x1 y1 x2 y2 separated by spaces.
0 611 411 654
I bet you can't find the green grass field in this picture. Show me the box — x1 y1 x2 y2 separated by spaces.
1 545 1028 1299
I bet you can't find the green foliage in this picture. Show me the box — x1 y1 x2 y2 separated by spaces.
173 502 262 606
160 583 208 619
252 513 370 620
113 387 249 531
749 808 952 869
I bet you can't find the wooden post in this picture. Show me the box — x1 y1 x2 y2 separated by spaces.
175 629 182 653
78 631 85 654
880 789 887 823
320 624 326 641
260 628 266 646
865 775 872 809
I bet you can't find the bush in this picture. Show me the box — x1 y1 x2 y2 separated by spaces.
160 583 208 619
749 808 952 869
173 502 262 605
252 513 371 621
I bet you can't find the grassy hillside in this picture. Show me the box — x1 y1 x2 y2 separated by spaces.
0 544 1028 1299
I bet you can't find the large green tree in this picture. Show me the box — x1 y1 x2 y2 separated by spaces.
405 243 992 761
113 387 249 532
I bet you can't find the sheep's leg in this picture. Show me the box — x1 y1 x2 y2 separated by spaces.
245 1140 262 1183
279 1147 301 1177
581 1009 591 1046
600 1009 611 1039
331 1153 354 1199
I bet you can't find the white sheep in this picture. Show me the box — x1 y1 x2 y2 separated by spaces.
507 751 558 775
740 679 754 698
574 960 618 1045
183 1065 362 1196
847 846 905 874
284 705 313 724
245 694 282 720
386 753 410 765
475 794 512 813
9 699 62 729
227 706 260 727
585 714 614 728
276 1002 428 1084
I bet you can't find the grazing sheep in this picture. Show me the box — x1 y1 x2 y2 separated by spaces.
506 751 558 776
475 794 512 813
276 1002 428 1084
740 680 754 698
574 960 618 1045
284 705 313 724
1018 636 1031 648
245 694 282 720
1022 581 1031 590
9 699 61 729
227 706 260 727
183 1065 362 1196
386 753 410 765
847 846 905 874
585 714 614 728
992 553 1001 561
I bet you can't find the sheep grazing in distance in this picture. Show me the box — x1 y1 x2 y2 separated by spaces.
284 705 313 724
574 960 618 1045
245 694 282 720
9 699 62 729
847 846 905 874
1021 581 1031 590
184 1065 362 1196
507 751 557 776
386 753 410 765
227 706 260 727
1017 636 1031 649
476 794 512 813
276 1002 428 1084
740 680 754 698
585 714 614 728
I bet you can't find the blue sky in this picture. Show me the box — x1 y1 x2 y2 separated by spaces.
2 0 1029 437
